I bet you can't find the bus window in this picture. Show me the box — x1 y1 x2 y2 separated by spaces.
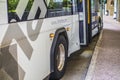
91 0 100 13
8 0 20 22
72 0 78 14
8 0 37 22
22 0 34 20
95 0 100 12
47 0 72 17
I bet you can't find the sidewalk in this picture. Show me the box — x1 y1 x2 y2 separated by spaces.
85 16 120 80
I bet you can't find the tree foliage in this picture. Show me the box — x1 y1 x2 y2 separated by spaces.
8 0 19 12
8 0 34 12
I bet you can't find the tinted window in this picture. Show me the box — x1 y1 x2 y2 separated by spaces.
72 0 78 14
8 0 20 22
47 0 72 17
91 0 99 13
8 0 35 22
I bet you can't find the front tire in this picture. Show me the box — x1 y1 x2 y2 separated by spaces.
50 35 68 80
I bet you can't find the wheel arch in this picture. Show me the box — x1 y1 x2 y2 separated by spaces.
50 28 68 73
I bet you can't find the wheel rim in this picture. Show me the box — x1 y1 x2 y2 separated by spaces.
56 44 65 71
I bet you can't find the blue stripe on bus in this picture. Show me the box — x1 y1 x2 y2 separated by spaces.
92 21 99 30
92 25 99 30
79 21 84 43
92 21 98 25
92 12 98 16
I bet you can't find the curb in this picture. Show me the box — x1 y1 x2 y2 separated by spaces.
85 30 103 80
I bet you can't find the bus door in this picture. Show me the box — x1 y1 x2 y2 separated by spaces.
77 0 89 45
91 0 100 37
87 0 92 43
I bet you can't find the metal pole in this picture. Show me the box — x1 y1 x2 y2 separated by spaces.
100 0 103 27
117 0 120 21
116 0 119 21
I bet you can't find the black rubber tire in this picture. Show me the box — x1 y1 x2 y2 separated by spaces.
50 35 68 80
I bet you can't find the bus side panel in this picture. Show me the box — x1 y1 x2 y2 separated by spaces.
0 0 8 24
41 15 80 56
0 21 54 80
68 14 80 56
0 15 81 80
91 0 101 37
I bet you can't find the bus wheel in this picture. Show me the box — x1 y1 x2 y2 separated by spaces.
50 35 68 80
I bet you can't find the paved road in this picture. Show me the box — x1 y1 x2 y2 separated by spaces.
61 35 99 80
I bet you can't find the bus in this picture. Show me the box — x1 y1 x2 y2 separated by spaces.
0 0 103 80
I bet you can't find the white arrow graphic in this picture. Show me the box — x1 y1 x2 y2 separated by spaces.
16 0 29 19
28 0 47 20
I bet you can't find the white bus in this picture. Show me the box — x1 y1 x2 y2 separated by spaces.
0 0 103 80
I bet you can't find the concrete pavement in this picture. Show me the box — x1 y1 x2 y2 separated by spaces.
85 16 120 80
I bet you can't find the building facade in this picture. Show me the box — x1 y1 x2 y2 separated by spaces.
106 0 114 16
116 0 120 21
